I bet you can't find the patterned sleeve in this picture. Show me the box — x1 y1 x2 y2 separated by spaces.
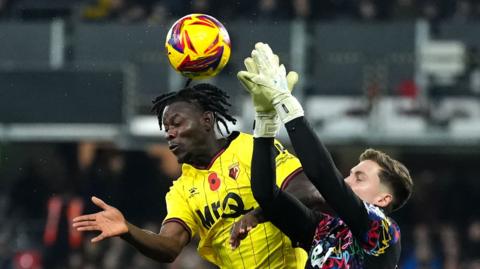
360 203 401 256
272 139 303 190
162 179 198 239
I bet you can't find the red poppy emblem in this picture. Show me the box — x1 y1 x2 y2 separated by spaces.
208 172 221 191
229 165 239 180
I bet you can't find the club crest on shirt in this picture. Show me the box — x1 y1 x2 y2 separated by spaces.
228 163 240 180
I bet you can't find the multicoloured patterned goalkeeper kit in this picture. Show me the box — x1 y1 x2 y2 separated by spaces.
251 117 401 269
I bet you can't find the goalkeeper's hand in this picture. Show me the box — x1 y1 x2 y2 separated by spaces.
249 42 304 124
237 56 277 113
237 44 299 136
237 57 278 137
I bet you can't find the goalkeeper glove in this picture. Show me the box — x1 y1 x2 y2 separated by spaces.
250 42 304 124
238 57 278 137
238 52 299 136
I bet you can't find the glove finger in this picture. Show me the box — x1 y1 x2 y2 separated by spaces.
254 42 265 51
244 57 258 74
273 54 280 68
259 50 274 72
279 64 287 77
286 71 299 93
237 71 256 94
257 43 273 61
252 50 270 76
257 43 277 70
255 52 275 78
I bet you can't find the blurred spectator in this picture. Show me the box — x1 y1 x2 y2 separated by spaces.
146 144 181 180
147 1 170 25
2 0 480 22
357 0 378 21
392 0 417 21
465 46 480 95
409 170 442 224
5 144 84 269
82 146 124 210
4 0 475 22
292 0 359 21
473 1 480 20
440 224 460 269
189 0 210 14
82 0 150 23
0 0 12 19
420 1 440 22
464 220 480 265
292 0 310 20
402 224 442 269
451 0 473 23
8 158 51 221
257 0 281 20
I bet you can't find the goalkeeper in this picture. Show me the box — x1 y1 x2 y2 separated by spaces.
231 43 413 268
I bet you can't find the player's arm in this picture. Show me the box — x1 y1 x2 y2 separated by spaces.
230 138 320 250
285 122 401 254
251 138 320 247
230 141 325 247
245 42 372 237
283 170 326 212
73 196 189 263
122 221 189 262
284 117 372 236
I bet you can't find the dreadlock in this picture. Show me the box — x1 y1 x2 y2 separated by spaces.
151 83 237 134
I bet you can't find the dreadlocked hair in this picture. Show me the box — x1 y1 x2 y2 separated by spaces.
151 83 237 134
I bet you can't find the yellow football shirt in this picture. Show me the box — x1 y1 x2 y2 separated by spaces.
163 132 307 269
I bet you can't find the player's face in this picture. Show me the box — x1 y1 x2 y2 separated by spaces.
162 101 211 163
344 160 392 208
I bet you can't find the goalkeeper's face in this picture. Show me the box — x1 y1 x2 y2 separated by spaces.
344 160 393 209
162 101 215 164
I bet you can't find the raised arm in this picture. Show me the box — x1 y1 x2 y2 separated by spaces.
250 137 320 248
285 117 370 237
229 138 325 249
73 196 189 263
245 42 372 238
230 48 324 248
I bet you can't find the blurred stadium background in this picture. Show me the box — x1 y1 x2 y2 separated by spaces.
0 0 480 268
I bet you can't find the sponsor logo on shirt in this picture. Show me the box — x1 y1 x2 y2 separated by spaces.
195 192 253 229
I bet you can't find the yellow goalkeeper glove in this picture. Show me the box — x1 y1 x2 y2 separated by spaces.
250 42 304 124
237 48 298 137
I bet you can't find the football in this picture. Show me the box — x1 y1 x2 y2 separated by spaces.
165 14 231 79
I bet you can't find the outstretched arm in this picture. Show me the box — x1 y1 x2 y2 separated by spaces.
229 165 324 249
284 117 371 238
241 42 400 255
231 43 325 247
250 138 320 248
73 196 189 263
244 42 371 238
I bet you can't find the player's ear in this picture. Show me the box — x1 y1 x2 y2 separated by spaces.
202 111 215 132
375 192 393 208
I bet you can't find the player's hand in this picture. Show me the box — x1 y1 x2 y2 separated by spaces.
229 212 259 249
250 42 304 124
249 42 299 106
237 43 299 136
237 57 275 113
237 50 298 111
72 196 128 243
